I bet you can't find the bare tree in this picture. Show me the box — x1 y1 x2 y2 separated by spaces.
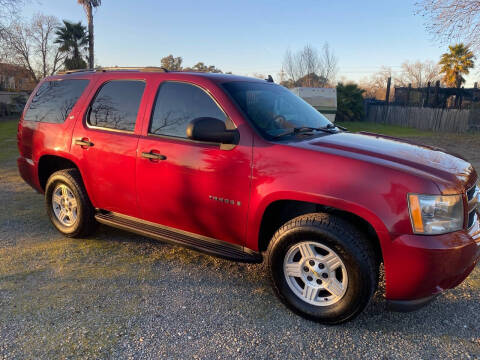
416 0 480 51
282 43 338 88
359 66 395 100
30 14 64 78
319 43 338 86
251 73 266 79
300 44 320 86
397 60 441 87
0 13 63 81
0 0 24 24
283 48 299 84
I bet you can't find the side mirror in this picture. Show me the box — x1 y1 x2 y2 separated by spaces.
186 117 238 144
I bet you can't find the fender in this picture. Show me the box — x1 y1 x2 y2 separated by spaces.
35 151 97 207
245 190 391 252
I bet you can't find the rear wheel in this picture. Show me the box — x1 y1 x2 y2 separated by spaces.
45 169 96 237
267 213 378 324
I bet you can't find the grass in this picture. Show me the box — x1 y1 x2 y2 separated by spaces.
336 121 436 137
0 117 19 163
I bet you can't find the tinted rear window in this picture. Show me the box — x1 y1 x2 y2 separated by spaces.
24 79 89 123
87 80 145 132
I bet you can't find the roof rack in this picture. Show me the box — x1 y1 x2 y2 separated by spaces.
56 69 96 75
97 66 169 73
57 66 169 75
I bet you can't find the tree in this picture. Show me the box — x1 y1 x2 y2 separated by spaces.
77 0 101 68
0 13 63 81
160 54 224 73
282 43 338 88
359 60 441 101
416 0 480 51
398 60 441 87
55 20 88 70
0 0 25 60
188 62 222 73
31 14 65 78
336 83 365 122
161 54 183 71
439 43 475 87
0 0 24 29
358 66 393 100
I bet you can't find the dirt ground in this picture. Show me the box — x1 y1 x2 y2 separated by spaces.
0 119 479 359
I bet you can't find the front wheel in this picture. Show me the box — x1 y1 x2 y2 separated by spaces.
267 213 378 324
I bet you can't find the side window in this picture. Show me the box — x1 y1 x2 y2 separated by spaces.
149 82 227 138
87 80 145 132
24 79 89 123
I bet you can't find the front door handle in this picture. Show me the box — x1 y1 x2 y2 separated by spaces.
142 151 167 161
74 138 94 148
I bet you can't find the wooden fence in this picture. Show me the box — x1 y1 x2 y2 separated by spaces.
366 104 472 133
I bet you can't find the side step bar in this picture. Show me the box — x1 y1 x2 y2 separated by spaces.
95 211 263 263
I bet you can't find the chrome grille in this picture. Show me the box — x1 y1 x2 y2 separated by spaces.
467 184 479 230
467 184 478 202
468 211 477 228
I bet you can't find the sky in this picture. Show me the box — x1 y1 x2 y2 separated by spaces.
21 0 478 85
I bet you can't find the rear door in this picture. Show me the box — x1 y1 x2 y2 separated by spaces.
136 79 253 245
71 75 148 217
20 78 91 168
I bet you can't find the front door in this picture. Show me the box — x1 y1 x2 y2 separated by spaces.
136 80 252 245
71 77 147 217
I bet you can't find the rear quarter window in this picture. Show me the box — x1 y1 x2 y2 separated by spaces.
24 79 89 123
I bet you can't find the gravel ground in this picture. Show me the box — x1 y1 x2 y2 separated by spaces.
0 120 479 359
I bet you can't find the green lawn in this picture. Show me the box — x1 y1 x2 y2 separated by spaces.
336 121 435 137
0 118 19 163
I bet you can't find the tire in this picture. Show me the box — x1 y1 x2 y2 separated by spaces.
266 213 377 324
45 168 96 238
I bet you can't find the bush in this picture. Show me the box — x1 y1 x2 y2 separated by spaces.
336 83 365 122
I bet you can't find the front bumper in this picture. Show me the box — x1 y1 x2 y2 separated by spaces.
384 216 480 303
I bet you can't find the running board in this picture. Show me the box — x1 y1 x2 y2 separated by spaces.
95 211 262 263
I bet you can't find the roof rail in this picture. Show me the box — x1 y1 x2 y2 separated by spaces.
56 69 96 75
56 67 169 75
97 66 169 73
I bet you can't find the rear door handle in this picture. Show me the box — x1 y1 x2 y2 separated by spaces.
142 151 167 161
74 138 94 147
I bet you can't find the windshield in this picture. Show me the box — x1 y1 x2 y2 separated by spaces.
222 81 333 139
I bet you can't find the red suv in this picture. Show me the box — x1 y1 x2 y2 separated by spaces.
17 68 480 324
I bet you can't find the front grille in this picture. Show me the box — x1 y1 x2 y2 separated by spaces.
466 184 478 230
467 184 478 202
468 211 477 229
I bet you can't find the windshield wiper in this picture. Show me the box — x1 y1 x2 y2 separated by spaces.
321 123 348 131
271 125 338 139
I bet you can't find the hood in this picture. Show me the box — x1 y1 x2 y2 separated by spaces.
296 132 477 193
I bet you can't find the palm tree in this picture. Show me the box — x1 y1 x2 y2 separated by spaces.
439 44 475 88
78 0 101 68
55 20 88 70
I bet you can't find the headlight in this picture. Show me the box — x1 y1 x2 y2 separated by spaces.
408 194 464 235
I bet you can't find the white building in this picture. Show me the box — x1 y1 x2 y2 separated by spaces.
291 87 337 122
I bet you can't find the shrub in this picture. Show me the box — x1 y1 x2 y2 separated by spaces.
336 83 365 122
